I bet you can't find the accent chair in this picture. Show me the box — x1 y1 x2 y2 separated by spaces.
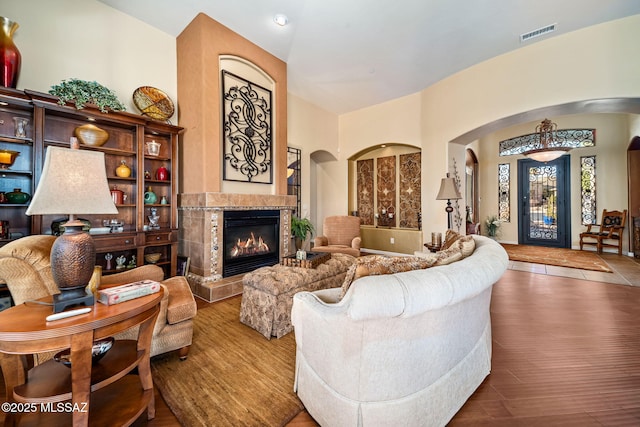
579 209 627 255
313 215 361 257
0 235 197 360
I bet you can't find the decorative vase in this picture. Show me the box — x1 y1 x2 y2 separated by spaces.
74 124 109 147
110 186 124 205
144 186 157 204
155 166 168 180
0 17 21 88
5 188 29 204
115 160 131 178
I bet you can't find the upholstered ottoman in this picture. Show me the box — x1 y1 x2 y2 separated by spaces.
240 253 356 339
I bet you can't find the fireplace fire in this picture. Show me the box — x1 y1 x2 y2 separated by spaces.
230 232 270 257
223 210 280 277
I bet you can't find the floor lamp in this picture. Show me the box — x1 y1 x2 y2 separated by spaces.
436 173 462 230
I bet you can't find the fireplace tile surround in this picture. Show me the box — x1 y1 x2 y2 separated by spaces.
179 192 297 302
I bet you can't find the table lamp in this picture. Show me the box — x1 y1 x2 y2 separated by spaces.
436 173 462 230
26 140 118 312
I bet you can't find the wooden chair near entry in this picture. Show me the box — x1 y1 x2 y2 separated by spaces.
579 209 627 255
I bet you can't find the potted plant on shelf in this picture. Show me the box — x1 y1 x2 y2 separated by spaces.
291 216 315 252
49 78 126 113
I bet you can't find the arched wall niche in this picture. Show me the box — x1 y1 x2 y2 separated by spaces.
346 143 423 253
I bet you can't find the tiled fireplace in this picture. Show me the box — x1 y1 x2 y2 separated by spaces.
179 193 297 302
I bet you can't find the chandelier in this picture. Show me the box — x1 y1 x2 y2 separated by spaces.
523 118 571 163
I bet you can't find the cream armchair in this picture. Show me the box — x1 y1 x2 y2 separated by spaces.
0 235 197 360
313 215 361 257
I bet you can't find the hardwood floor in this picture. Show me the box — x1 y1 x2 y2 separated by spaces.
288 256 640 426
3 255 639 426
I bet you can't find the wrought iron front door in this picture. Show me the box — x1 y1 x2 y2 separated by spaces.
517 156 571 248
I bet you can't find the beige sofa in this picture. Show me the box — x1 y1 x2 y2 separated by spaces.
0 235 197 359
291 235 508 426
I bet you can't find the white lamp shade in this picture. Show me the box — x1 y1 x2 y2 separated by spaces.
436 177 462 200
26 146 118 216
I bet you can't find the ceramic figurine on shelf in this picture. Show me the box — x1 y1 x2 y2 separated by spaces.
148 207 160 230
105 253 113 270
115 255 126 270
127 255 136 269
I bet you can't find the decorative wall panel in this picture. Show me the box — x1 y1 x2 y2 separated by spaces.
498 163 510 222
222 70 272 183
581 156 596 225
357 159 374 225
377 156 396 227
399 153 421 228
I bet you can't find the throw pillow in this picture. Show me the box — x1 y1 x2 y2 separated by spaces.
457 235 476 258
340 255 436 299
433 245 463 265
441 229 461 250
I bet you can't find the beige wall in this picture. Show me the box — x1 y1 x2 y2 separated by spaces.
6 2 640 253
315 15 640 252
177 13 288 195
478 114 631 250
4 0 177 121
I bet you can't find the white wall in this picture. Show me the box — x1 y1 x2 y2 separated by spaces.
4 0 177 121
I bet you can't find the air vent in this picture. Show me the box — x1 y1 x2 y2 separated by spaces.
520 23 556 42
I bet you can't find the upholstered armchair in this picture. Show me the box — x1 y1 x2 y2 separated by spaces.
313 215 361 257
0 235 197 360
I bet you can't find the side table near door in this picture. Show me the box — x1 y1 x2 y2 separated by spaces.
0 289 162 426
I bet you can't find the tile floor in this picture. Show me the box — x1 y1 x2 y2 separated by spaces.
508 252 640 287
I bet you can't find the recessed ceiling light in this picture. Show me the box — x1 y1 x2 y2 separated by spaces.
273 14 288 27
381 144 386 148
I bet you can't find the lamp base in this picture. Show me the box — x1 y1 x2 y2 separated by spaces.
52 288 94 313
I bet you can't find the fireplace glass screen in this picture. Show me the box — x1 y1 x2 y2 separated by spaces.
223 210 279 277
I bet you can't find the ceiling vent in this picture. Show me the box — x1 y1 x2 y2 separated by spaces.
520 23 556 42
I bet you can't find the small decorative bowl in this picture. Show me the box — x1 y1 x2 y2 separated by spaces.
54 337 115 367
0 149 20 169
144 253 162 264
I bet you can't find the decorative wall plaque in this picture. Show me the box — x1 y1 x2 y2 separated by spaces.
222 70 272 184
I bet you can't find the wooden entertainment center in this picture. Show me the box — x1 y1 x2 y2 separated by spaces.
0 87 182 278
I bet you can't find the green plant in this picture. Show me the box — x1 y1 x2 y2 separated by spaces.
291 216 315 243
49 78 126 113
485 215 501 237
